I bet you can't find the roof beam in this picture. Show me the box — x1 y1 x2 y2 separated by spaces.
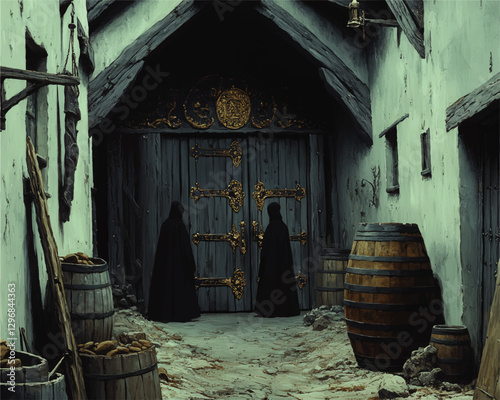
256 1 372 144
446 72 500 132
386 0 424 58
88 0 204 130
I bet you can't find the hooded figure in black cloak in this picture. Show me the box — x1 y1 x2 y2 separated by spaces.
148 201 200 322
255 202 300 317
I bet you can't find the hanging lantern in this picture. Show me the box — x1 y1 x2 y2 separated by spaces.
347 0 363 28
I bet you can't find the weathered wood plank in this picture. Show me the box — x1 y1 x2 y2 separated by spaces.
403 0 424 31
474 261 500 400
256 1 372 144
318 67 372 145
88 0 204 129
0 66 80 85
379 113 409 138
87 0 116 23
26 138 87 399
386 0 425 58
446 72 500 132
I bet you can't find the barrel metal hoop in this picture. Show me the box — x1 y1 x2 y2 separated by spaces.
357 224 420 234
431 327 468 335
343 299 424 312
344 283 435 294
65 282 111 290
347 331 399 343
84 363 156 381
345 319 415 332
316 270 346 274
346 267 432 277
430 338 471 346
354 234 424 242
70 310 115 320
62 262 108 273
349 255 430 263
315 287 344 292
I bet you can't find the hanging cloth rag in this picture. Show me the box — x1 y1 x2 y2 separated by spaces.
60 6 81 222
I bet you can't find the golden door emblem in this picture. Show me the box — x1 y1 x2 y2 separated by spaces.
216 88 251 130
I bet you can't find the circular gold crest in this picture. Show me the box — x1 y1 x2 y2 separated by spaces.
216 88 251 130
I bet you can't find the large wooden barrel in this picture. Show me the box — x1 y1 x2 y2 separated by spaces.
430 325 473 382
316 249 350 307
62 257 114 344
0 372 67 399
344 223 437 372
0 350 48 383
81 346 162 399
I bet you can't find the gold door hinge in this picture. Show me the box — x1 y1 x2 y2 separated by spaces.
191 141 242 168
190 180 245 213
192 222 247 254
252 181 305 211
195 268 246 300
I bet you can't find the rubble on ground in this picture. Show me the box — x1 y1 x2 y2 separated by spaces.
303 305 345 329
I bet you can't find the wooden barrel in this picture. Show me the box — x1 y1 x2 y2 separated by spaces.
316 249 350 307
430 325 473 382
1 372 67 399
344 223 437 372
0 350 48 384
62 257 114 344
81 346 162 399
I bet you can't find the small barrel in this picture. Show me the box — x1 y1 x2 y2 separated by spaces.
62 257 114 344
0 350 48 384
81 346 162 399
344 223 438 372
316 249 350 307
0 372 67 400
430 325 473 382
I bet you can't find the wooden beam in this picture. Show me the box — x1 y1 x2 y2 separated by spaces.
474 261 500 400
325 0 351 7
403 0 424 31
2 82 45 115
386 0 424 58
319 68 372 144
26 138 87 400
88 0 204 130
88 0 116 23
0 66 80 85
379 113 409 138
256 1 372 144
446 72 500 132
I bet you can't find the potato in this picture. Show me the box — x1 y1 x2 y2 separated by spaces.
95 340 116 354
106 349 119 357
129 346 142 352
116 347 129 354
139 339 152 348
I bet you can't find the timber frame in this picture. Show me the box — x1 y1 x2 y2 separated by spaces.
0 66 80 131
89 0 374 144
446 72 500 132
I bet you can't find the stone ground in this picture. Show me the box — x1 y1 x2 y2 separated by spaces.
114 310 475 400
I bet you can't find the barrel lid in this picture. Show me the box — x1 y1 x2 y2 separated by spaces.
432 325 469 334
357 223 421 234
61 257 108 273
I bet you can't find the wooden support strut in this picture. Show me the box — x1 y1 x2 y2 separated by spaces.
26 137 87 399
0 66 80 131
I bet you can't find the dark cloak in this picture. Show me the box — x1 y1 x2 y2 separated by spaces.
148 201 200 322
255 202 300 317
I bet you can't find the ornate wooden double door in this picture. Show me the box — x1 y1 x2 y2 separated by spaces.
185 134 319 312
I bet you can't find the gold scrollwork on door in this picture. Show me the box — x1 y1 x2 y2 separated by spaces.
192 222 247 254
252 181 306 211
190 180 245 213
296 271 307 290
195 268 246 300
191 141 242 168
252 221 307 248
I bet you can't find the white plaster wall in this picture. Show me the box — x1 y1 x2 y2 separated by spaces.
91 0 182 76
0 0 92 348
333 0 500 327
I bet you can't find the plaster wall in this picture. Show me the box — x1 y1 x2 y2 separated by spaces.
91 0 182 76
0 0 93 350
332 0 499 341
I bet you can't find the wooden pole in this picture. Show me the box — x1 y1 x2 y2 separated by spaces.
26 137 87 399
474 259 500 400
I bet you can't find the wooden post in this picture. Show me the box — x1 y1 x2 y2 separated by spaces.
474 260 500 400
26 137 87 399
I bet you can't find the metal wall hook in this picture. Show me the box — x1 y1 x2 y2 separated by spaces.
361 178 378 208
